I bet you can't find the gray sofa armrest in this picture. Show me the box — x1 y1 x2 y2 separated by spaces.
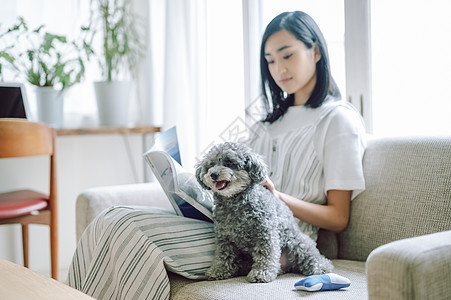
76 182 174 241
366 230 451 300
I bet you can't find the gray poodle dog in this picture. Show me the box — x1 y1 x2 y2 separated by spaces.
195 142 333 283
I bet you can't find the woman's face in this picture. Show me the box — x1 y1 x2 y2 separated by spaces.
264 30 321 106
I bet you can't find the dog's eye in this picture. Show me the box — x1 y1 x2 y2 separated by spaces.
223 158 236 169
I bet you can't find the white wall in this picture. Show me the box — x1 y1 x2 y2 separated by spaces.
0 134 148 279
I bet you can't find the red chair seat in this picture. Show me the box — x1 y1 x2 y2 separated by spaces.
0 190 49 218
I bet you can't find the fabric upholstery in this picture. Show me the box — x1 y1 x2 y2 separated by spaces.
316 229 338 259
74 135 451 299
338 136 451 261
170 260 367 300
0 190 48 218
367 230 451 300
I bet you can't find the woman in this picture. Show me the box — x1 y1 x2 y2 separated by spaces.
67 11 365 300
248 10 366 241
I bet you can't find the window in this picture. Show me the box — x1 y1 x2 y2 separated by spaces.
0 1 97 125
371 0 451 136
3 1 448 136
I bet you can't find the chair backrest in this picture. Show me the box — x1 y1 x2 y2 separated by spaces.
0 118 57 209
0 118 54 158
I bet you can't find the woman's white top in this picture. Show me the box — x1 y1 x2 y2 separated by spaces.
245 99 366 241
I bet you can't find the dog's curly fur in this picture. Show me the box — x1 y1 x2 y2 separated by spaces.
195 142 333 283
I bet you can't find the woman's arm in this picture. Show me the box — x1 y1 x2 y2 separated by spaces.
262 179 351 232
279 190 351 232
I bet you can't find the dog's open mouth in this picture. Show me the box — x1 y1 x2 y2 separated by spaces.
215 180 229 190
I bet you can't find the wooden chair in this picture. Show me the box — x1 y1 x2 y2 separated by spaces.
0 118 58 279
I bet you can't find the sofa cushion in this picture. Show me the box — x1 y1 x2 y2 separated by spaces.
338 136 451 261
367 230 451 300
170 260 367 300
317 228 338 259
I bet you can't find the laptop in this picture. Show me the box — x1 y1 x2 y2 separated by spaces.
0 82 32 119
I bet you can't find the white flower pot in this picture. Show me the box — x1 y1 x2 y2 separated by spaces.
94 81 130 127
35 87 64 128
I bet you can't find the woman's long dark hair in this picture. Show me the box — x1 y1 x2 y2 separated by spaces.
260 11 341 123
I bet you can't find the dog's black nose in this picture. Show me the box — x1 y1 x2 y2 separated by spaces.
210 173 219 180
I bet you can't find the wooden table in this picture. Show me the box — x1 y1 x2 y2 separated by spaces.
0 258 95 299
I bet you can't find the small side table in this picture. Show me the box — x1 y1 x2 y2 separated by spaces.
0 258 94 299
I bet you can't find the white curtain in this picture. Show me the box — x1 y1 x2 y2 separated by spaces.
242 0 265 128
136 0 206 170
163 0 207 169
242 0 264 109
136 0 265 170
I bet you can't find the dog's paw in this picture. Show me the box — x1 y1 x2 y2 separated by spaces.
303 256 334 275
314 257 334 275
205 265 236 281
247 269 278 283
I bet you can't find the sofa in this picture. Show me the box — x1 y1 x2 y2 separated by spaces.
75 135 451 300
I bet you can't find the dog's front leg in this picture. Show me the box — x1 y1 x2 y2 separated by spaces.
247 233 281 283
206 237 239 280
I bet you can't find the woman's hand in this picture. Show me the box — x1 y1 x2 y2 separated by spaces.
261 176 282 200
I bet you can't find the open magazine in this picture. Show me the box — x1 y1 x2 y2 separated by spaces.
144 127 214 222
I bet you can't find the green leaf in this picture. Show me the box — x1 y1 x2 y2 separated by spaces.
43 33 67 53
33 24 45 33
27 69 41 86
27 50 34 62
0 52 15 64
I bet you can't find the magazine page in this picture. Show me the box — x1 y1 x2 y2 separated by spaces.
144 150 214 222
144 150 183 217
151 126 181 164
173 164 214 222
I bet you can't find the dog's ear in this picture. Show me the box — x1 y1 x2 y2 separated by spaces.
245 153 268 184
194 161 211 190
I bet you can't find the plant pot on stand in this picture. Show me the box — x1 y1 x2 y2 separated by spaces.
94 81 130 127
35 87 65 128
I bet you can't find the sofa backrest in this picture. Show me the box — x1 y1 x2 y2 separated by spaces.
317 136 451 261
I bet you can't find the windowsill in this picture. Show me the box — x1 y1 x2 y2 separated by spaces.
56 126 161 136
51 112 161 136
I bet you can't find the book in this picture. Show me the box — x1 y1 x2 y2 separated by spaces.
144 127 214 222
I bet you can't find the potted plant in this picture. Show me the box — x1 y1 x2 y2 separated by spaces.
0 17 91 128
85 0 145 127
